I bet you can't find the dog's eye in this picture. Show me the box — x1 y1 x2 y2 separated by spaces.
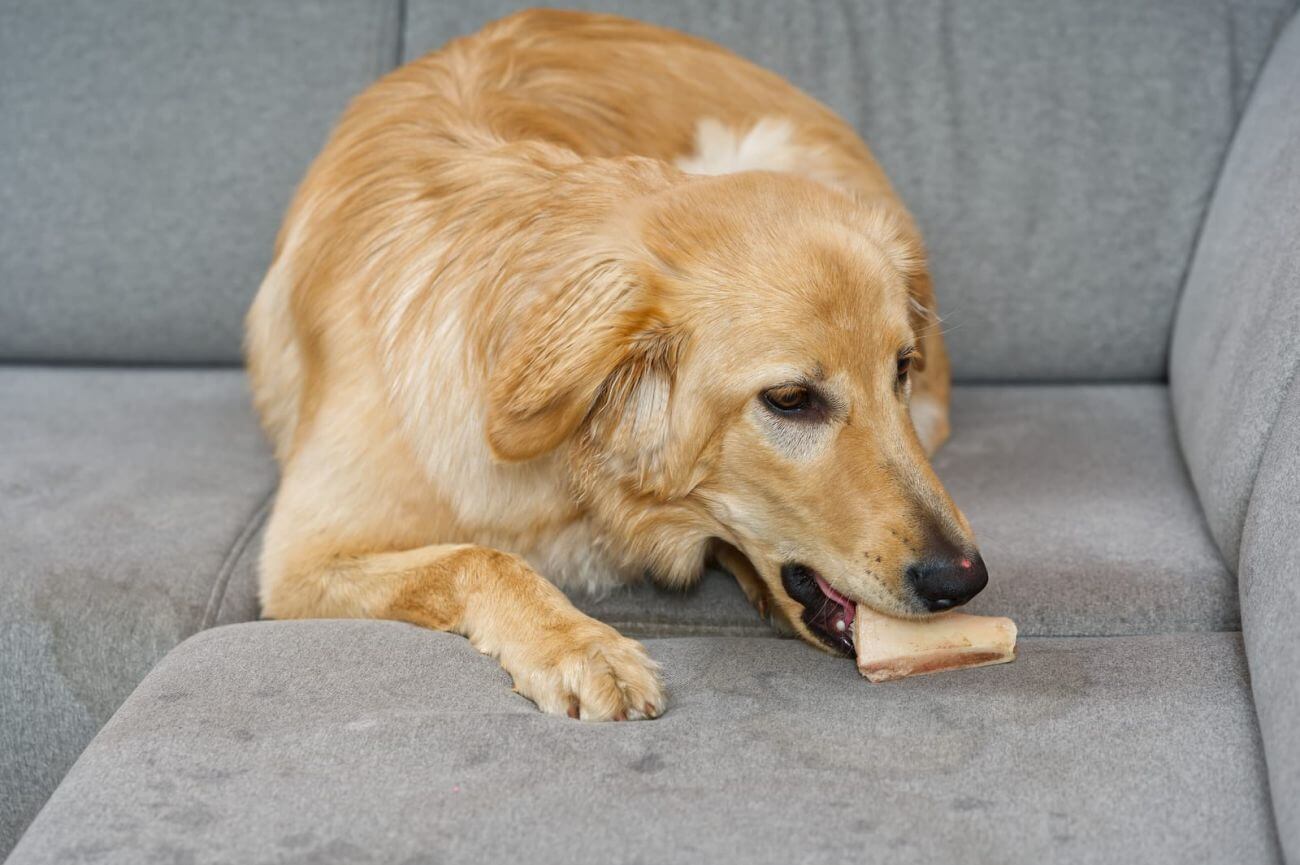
897 349 916 382
763 385 812 414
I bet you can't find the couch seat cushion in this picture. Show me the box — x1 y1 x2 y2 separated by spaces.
8 621 1277 865
570 384 1236 638
936 384 1234 634
0 367 274 852
0 374 1235 856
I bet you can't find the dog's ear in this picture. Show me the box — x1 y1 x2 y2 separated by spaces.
486 256 669 462
583 321 688 492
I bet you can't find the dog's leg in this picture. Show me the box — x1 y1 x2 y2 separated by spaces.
713 542 772 621
263 544 664 721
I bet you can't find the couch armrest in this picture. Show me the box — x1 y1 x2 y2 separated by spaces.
1170 9 1300 570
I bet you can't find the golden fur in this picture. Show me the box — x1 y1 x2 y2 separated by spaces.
246 9 976 721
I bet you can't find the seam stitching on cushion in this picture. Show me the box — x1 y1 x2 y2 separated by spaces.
394 0 407 67
1162 388 1238 583
202 489 275 630
1219 354 1300 578
1237 361 1300 582
371 0 402 80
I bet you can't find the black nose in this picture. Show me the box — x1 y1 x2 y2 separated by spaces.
907 552 988 612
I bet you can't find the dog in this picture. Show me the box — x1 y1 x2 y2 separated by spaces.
246 9 987 721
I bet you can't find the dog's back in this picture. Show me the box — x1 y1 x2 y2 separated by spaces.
246 10 906 461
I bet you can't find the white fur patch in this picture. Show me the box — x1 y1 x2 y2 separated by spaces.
675 117 804 176
675 117 850 192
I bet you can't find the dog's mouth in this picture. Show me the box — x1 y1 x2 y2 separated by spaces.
780 563 856 657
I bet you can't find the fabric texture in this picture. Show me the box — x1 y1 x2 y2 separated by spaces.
1171 10 1300 569
0 375 1234 856
933 385 1236 635
4 3 1296 856
7 621 1278 865
0 368 275 854
406 0 1296 382
0 0 400 363
1240 376 1300 865
568 568 768 638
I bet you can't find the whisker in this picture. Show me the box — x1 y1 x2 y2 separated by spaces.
814 597 834 621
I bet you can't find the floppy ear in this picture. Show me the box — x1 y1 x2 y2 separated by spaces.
485 256 663 462
584 321 689 494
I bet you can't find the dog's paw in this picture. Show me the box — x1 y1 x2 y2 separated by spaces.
505 623 664 721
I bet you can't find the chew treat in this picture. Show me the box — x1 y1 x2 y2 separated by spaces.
854 605 1017 682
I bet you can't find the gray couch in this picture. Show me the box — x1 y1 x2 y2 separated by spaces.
2 1 1298 862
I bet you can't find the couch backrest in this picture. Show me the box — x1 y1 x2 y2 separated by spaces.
2 0 1294 378
0 0 399 364
1170 10 1300 569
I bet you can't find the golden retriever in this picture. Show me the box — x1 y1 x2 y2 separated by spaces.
246 9 987 721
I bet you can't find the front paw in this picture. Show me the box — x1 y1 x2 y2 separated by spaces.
503 622 664 721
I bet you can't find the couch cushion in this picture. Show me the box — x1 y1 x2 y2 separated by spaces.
0 375 1233 857
1240 375 1300 864
0 0 400 363
937 385 1235 634
1171 10 1300 569
568 568 766 638
0 368 274 855
571 384 1236 638
406 0 1296 381
7 621 1277 865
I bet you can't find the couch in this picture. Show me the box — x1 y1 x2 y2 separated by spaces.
3 1 1298 862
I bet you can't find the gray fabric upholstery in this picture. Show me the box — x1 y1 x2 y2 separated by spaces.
0 368 274 854
0 375 1233 857
3 4 1295 859
7 621 1278 865
1241 376 1300 864
3 0 1293 371
1171 11 1300 569
1163 16 1300 857
0 0 399 363
581 385 1236 638
935 385 1235 635
568 568 768 638
406 0 1297 382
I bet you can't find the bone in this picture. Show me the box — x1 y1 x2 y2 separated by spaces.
854 605 1018 682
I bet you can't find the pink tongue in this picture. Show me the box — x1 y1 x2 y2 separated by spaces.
814 573 856 631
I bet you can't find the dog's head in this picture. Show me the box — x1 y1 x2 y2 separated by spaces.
487 171 986 655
